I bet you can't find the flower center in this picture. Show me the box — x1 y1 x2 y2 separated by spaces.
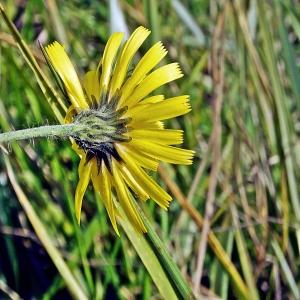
72 100 131 170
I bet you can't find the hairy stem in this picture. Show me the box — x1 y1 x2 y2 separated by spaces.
0 124 84 144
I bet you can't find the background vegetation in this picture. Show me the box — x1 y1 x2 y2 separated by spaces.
1 0 300 299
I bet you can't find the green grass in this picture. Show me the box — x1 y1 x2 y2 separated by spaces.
1 0 300 299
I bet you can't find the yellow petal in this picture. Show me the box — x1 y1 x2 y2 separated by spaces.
111 159 146 232
75 158 92 224
91 163 119 235
119 164 149 201
45 42 88 109
119 42 167 106
64 105 78 123
123 63 183 107
82 70 100 106
131 120 164 130
129 129 183 145
116 144 158 171
71 142 85 157
139 95 164 105
117 151 172 209
129 140 194 165
109 27 150 96
99 32 124 91
128 95 191 122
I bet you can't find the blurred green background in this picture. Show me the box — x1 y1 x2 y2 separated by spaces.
1 0 300 299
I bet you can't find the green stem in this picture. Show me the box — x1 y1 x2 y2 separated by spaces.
0 124 84 144
136 205 196 300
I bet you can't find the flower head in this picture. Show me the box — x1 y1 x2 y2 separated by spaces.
45 27 194 235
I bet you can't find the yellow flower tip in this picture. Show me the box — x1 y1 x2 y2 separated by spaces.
156 193 172 210
75 210 81 225
109 26 152 96
184 149 195 159
113 223 120 236
136 26 151 35
45 40 60 51
45 42 66 61
180 95 192 114
75 198 82 225
136 219 147 233
174 63 184 79
164 198 173 210
182 151 195 165
157 41 167 52
177 130 184 144
140 194 150 202
162 206 169 211
45 40 88 108
98 32 124 90
149 41 168 62
164 63 184 81
184 159 194 165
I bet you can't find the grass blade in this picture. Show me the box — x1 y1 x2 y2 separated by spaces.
272 240 300 299
4 156 88 300
117 205 180 300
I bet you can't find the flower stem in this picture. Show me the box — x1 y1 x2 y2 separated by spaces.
0 124 84 144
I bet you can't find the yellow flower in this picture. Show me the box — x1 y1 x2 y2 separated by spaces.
45 27 194 235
